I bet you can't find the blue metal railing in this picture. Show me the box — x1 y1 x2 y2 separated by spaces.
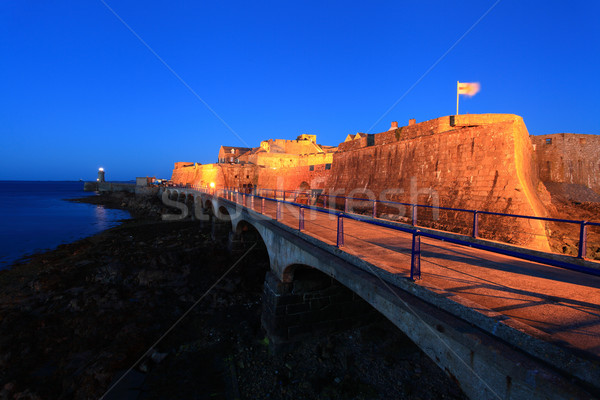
250 188 594 260
171 185 600 279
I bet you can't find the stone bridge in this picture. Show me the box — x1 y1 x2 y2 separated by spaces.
161 187 600 400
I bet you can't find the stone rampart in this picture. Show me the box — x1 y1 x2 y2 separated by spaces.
257 163 332 191
171 163 260 189
328 114 550 250
531 133 600 194
168 114 553 249
172 153 334 192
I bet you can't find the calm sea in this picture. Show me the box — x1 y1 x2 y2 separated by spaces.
0 181 130 269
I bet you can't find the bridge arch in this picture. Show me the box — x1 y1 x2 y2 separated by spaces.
283 264 335 292
228 219 270 261
153 189 596 398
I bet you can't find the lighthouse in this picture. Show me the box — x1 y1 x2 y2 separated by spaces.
97 167 106 182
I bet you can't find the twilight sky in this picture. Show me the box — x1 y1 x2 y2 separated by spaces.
1 1 598 181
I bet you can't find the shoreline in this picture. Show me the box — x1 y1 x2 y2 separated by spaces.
1 190 138 271
0 192 466 399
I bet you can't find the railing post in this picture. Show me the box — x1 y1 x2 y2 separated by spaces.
472 211 479 238
344 197 348 213
250 195 254 209
261 198 265 214
299 207 304 231
324 194 328 209
578 221 588 259
276 201 282 221
412 205 417 226
372 200 377 219
410 230 421 280
336 214 344 247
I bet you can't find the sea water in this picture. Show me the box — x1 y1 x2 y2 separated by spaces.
0 181 130 269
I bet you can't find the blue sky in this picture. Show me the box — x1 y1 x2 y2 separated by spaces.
1 1 598 180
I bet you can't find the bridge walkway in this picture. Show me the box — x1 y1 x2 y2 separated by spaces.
237 195 600 359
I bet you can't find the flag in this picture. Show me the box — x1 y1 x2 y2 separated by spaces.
457 82 480 97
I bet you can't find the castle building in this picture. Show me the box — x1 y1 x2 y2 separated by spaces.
171 134 336 192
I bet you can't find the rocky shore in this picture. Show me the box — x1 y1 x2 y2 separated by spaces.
0 192 466 399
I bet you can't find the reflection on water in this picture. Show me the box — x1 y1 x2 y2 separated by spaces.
95 205 108 231
0 181 130 269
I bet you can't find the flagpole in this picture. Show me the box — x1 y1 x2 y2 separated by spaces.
456 81 459 115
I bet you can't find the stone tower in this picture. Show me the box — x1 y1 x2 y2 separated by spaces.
97 168 106 182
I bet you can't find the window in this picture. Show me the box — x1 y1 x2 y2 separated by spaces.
309 165 314 171
325 163 331 170
545 138 552 145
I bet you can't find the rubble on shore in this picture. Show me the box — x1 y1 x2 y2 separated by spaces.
0 192 466 399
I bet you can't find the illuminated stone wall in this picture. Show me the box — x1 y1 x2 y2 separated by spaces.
171 155 333 192
531 133 600 194
327 114 550 250
170 114 553 249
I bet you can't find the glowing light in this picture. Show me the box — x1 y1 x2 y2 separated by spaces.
209 182 215 188
99 167 104 172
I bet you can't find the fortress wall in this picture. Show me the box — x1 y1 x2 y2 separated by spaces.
249 152 333 168
172 156 333 191
531 133 600 194
338 136 369 152
171 164 198 184
257 163 332 192
297 152 333 165
173 162 195 169
253 153 300 168
171 163 260 189
339 114 524 152
283 140 320 154
327 115 550 250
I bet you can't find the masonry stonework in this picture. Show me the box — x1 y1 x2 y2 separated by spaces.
170 114 600 250
531 133 600 194
327 114 550 249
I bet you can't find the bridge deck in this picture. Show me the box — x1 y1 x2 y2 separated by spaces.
247 197 600 357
